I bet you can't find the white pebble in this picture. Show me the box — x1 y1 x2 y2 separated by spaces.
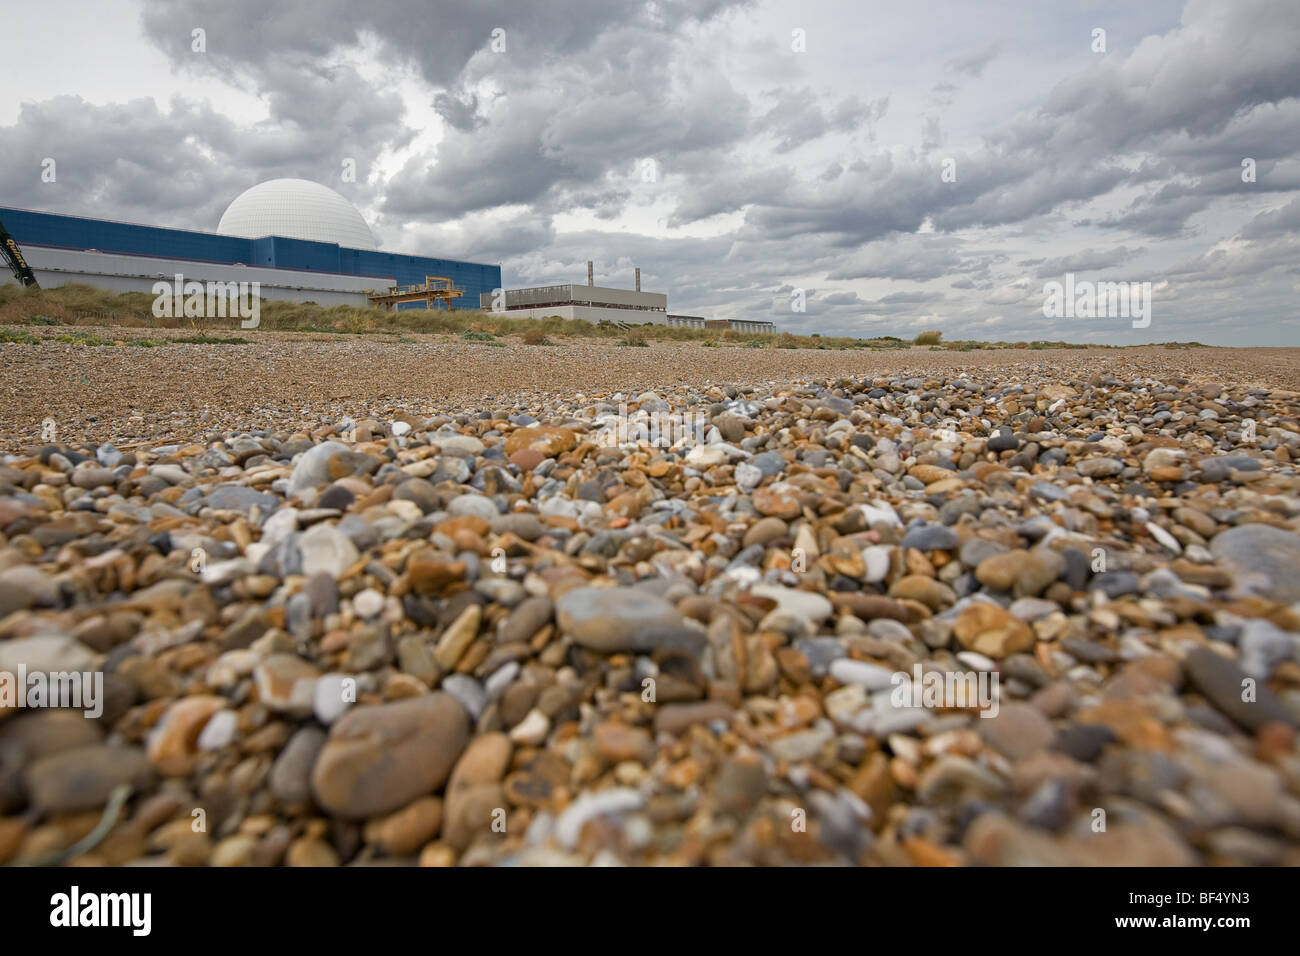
484 661 520 699
862 545 892 583
509 708 550 746
554 788 644 850
314 673 354 725
352 588 385 619
197 710 238 750
1145 521 1182 554
829 658 896 691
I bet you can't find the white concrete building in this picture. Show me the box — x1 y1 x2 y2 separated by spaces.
482 269 778 333
480 282 669 325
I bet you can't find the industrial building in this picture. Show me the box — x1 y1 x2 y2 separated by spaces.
481 282 668 324
666 315 776 334
722 318 776 334
481 262 667 324
482 262 776 333
0 179 500 310
2 181 775 334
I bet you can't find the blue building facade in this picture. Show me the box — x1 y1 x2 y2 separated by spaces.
0 206 500 309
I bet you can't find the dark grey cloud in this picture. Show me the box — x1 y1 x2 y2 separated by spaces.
383 24 753 220
828 235 968 282
432 91 485 133
921 116 942 151
402 209 554 263
1 0 1298 345
140 0 717 88
820 291 863 306
745 0 1299 252
0 96 243 227
0 57 407 228
1028 245 1145 279
930 82 957 107
1242 196 1300 239
860 290 945 313
945 42 1001 78
761 90 888 153
1166 234 1300 281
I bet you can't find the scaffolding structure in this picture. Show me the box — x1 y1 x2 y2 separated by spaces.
368 275 463 311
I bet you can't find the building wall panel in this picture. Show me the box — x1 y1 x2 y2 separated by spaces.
0 206 500 311
9 246 390 308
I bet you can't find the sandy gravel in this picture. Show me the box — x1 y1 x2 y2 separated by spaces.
2 333 1300 866
0 330 1296 449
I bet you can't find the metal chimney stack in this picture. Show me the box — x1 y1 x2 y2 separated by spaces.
587 260 594 286
635 267 641 292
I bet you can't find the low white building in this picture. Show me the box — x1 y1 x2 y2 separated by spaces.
483 270 778 334
728 318 776 334
480 281 669 325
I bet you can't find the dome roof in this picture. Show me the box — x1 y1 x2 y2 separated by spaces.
216 179 377 250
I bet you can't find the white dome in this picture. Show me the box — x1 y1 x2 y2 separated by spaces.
217 179 377 250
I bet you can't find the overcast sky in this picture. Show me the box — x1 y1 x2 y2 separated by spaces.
2 0 1297 344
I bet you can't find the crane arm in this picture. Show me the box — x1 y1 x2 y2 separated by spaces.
0 217 39 288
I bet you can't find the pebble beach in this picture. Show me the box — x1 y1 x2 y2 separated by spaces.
1 338 1299 866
